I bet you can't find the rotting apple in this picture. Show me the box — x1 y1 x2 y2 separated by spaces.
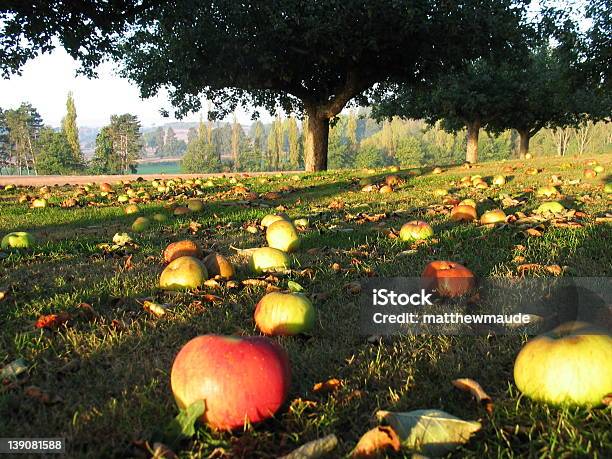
171 335 291 430
203 252 235 279
421 260 475 298
164 240 202 263
514 321 612 406
249 247 291 274
159 256 208 290
254 292 315 335
266 220 300 252
399 221 434 242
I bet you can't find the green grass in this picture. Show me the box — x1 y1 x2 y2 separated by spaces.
1 155 611 458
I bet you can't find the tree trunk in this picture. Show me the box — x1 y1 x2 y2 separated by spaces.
466 120 480 163
518 129 530 158
304 108 329 172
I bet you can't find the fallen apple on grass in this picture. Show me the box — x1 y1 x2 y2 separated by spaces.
450 205 478 222
187 199 204 212
163 240 203 263
266 220 300 252
536 186 558 198
171 335 291 430
31 198 47 208
514 321 612 406
153 213 168 222
536 201 565 214
421 261 475 298
605 183 612 194
492 175 506 186
124 204 139 215
173 206 191 216
480 209 506 225
1 231 35 249
203 252 235 279
131 216 151 232
261 214 289 228
249 247 291 274
159 256 208 290
254 292 315 335
399 221 434 242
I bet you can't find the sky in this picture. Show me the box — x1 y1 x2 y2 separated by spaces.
0 48 270 129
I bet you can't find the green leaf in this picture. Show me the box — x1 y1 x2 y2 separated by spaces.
279 434 338 459
376 409 481 457
287 280 304 292
164 400 205 443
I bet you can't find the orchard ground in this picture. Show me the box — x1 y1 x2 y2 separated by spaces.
0 155 611 457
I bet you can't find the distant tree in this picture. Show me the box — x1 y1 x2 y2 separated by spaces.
90 114 142 174
267 119 280 170
328 117 351 169
61 91 83 168
187 127 198 143
287 116 301 170
231 113 242 170
36 128 76 174
153 126 165 152
182 120 221 172
4 103 43 174
249 120 265 151
355 145 387 169
0 108 9 172
1 1 532 171
160 127 187 157
346 112 358 153
395 137 424 167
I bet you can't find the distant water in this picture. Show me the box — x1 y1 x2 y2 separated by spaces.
135 161 182 175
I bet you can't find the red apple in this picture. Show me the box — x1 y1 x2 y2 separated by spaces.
171 335 291 430
421 261 475 297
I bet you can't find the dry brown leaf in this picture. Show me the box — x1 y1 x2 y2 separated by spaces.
143 301 168 317
245 225 258 234
517 264 563 276
77 302 98 321
201 294 223 303
242 278 269 287
524 228 543 237
24 386 62 404
344 281 362 294
123 254 134 271
188 221 202 234
328 199 345 209
312 378 343 393
452 378 494 415
34 312 71 330
311 292 330 302
350 426 401 458
203 279 221 288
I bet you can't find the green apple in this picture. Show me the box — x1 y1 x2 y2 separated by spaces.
187 199 205 212
536 201 565 214
261 214 288 228
536 186 558 198
399 221 434 242
249 247 291 274
131 216 151 232
153 213 168 222
604 183 612 194
1 231 35 249
159 256 208 290
124 204 139 215
117 194 130 203
266 220 300 252
254 292 315 335
492 175 506 186
31 198 47 208
514 322 612 406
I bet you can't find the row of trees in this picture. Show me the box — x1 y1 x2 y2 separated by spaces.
0 94 84 175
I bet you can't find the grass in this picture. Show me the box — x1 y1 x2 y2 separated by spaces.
0 155 611 458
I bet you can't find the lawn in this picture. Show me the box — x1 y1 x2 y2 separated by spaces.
1 155 611 458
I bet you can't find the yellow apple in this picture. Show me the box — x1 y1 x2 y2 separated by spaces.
266 220 300 252
399 221 434 242
254 292 316 336
1 231 35 249
261 214 288 228
536 201 565 214
480 209 506 224
159 256 208 290
514 322 612 406
249 247 291 274
203 252 235 279
187 199 204 212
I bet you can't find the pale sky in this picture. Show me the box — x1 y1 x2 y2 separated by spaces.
0 48 270 129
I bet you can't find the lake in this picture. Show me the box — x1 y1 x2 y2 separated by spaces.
135 161 182 174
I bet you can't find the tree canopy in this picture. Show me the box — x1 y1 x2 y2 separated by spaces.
1 0 532 171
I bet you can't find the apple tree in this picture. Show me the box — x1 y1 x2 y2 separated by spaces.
1 0 531 171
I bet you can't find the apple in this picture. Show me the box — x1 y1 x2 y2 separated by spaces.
514 322 612 406
31 198 47 208
100 183 113 192
173 206 191 216
536 201 565 214
266 220 300 252
475 181 489 189
525 168 538 175
1 231 35 249
203 252 235 279
249 247 291 274
432 167 443 174
131 216 151 232
117 194 129 203
379 185 393 194
187 199 205 212
433 188 448 197
261 214 288 228
536 186 558 197
604 183 612 194
421 260 475 298
584 169 597 178
593 165 604 174
450 205 478 222
254 292 316 335
385 175 400 186
459 199 477 208
171 335 290 430
492 175 506 186
124 204 139 215
480 209 506 224
525 152 533 159
164 240 202 263
159 256 208 290
293 218 309 228
389 165 400 173
399 221 434 242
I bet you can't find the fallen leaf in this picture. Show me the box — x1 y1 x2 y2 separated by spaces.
77 303 98 321
517 264 563 276
188 221 202 234
0 358 28 380
376 409 481 457
35 312 71 329
143 301 168 317
344 281 362 294
524 228 543 237
203 279 220 288
150 442 178 459
242 278 269 287
123 254 134 270
279 434 338 459
287 280 304 292
201 294 223 303
311 292 330 302
351 426 401 458
452 378 494 414
313 378 343 393
0 289 6 301
163 399 205 443
24 386 62 404
245 225 259 234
